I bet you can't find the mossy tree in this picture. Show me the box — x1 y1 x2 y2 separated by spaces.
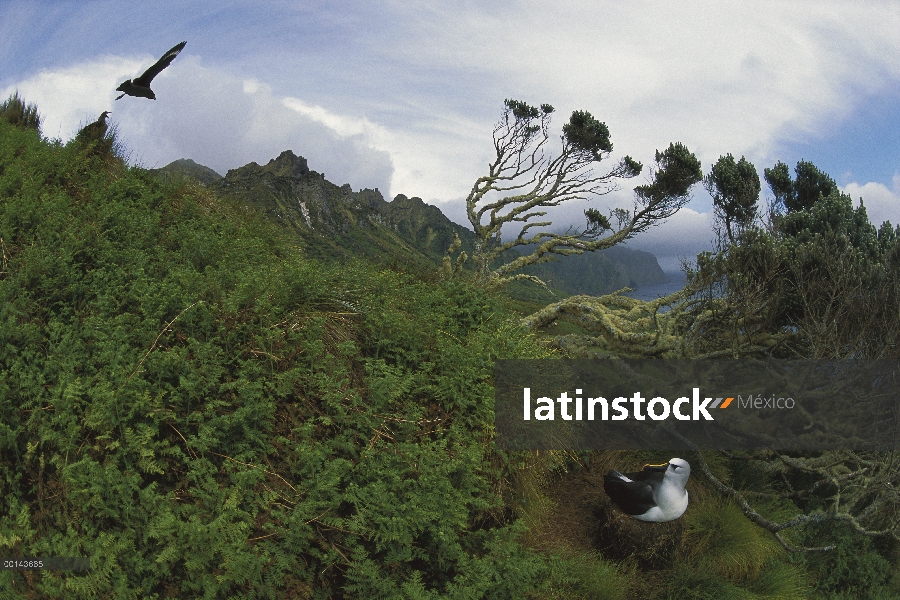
598 159 900 561
516 152 900 571
460 99 701 289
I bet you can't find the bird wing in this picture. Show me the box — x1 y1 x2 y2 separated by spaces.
625 469 666 485
603 471 657 515
134 41 187 86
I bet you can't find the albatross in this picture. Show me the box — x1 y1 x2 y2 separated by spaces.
116 41 186 100
603 458 690 522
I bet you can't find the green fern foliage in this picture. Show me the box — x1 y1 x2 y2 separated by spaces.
0 116 554 597
4 97 897 599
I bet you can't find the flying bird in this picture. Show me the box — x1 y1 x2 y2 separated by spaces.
603 458 690 522
116 41 186 100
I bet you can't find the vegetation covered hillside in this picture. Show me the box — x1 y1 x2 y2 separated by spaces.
3 95 900 600
521 244 669 297
0 114 644 598
206 150 461 270
150 158 223 186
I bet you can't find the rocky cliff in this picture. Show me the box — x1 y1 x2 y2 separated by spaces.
201 150 470 267
156 151 669 295
522 244 669 295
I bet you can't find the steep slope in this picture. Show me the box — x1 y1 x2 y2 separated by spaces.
0 118 575 598
205 150 472 269
160 151 671 294
522 244 669 296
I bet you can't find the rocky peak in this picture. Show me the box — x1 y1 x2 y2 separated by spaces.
261 150 310 178
223 150 311 181
159 150 669 296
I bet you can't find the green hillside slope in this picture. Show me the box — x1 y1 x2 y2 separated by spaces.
0 119 639 597
150 158 223 185
6 110 888 599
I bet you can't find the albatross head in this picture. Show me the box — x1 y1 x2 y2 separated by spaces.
665 458 690 486
643 458 690 486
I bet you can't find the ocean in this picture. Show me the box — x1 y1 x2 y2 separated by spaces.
622 271 688 304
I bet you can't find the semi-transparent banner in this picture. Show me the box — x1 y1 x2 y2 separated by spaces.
494 359 900 451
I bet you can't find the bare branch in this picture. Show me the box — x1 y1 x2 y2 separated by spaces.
662 429 900 551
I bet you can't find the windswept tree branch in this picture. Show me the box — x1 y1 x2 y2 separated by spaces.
462 99 700 289
664 429 900 552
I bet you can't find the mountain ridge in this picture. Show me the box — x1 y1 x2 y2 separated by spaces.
153 151 670 295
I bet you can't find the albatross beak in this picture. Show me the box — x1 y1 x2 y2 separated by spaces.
642 462 670 472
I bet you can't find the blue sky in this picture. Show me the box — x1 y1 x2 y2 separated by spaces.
3 1 898 270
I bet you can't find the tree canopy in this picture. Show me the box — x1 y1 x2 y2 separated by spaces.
764 159 838 213
704 153 761 245
461 99 700 289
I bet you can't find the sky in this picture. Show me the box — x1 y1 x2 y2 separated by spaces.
2 1 899 271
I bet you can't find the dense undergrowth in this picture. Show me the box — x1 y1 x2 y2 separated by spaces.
2 110 899 599
0 114 642 598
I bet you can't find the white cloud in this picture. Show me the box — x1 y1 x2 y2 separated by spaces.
1 55 145 140
841 174 900 228
242 79 261 95
282 96 487 201
376 1 900 192
621 207 716 272
283 97 388 141
3 56 395 195
5 1 899 270
2 50 489 203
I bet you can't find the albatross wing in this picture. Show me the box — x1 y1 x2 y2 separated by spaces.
604 469 661 516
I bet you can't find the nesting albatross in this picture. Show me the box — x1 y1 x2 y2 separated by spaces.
603 458 690 522
116 41 186 100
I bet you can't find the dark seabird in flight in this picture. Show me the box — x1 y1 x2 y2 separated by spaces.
603 458 690 522
116 41 187 100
